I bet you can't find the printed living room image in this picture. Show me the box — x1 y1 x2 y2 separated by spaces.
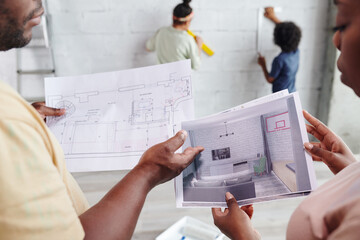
182 96 313 204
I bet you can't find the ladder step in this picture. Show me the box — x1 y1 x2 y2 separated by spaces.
25 38 47 48
24 45 49 49
17 70 55 75
25 97 45 103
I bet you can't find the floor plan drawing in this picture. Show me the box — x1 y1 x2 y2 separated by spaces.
45 60 194 172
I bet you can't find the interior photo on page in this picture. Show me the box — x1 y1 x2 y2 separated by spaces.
175 92 317 207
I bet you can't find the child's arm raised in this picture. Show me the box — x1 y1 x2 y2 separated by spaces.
264 7 281 24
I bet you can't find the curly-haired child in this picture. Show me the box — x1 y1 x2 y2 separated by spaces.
257 7 302 93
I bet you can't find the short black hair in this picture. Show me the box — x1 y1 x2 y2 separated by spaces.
274 22 302 53
173 0 192 25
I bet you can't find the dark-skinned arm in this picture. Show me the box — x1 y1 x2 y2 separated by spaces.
257 55 275 83
79 130 204 240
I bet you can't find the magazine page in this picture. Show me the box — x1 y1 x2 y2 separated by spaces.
175 92 317 207
218 89 289 115
172 90 289 137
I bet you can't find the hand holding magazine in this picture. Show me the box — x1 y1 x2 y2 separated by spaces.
175 91 317 207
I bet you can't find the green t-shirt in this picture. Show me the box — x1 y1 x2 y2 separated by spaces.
146 26 201 70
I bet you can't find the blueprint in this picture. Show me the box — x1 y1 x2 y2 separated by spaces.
45 60 194 172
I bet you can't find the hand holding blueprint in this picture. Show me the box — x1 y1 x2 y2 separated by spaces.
175 91 317 207
45 60 194 172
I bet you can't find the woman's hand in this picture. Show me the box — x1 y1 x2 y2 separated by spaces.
303 110 357 174
212 192 260 240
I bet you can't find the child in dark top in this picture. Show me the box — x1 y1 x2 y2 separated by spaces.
257 7 302 93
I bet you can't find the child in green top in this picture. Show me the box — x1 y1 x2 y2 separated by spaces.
146 0 203 70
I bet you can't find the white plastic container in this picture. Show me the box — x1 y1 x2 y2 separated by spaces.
156 216 228 240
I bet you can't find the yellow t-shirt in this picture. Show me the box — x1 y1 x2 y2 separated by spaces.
0 81 89 239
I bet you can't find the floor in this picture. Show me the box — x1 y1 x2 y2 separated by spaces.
253 172 291 198
72 160 351 240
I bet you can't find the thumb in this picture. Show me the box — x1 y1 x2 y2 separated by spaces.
179 146 204 167
40 106 66 117
225 192 239 211
163 130 188 153
304 142 334 162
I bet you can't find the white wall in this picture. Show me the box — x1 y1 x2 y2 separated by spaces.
0 23 54 102
328 51 360 154
46 0 330 118
192 116 265 163
264 113 294 163
0 49 17 89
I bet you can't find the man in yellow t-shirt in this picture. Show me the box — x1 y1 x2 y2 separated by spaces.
0 0 204 239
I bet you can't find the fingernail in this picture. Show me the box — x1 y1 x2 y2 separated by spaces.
304 142 313 150
225 192 233 200
179 130 188 141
